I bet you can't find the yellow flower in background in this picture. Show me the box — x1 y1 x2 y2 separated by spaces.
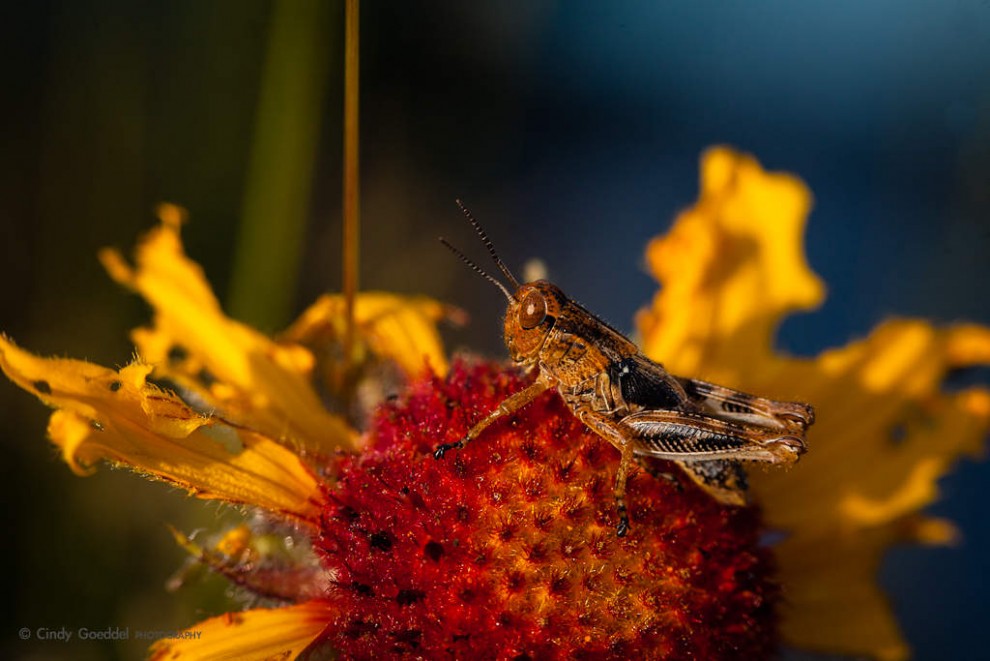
638 147 990 660
1 147 987 659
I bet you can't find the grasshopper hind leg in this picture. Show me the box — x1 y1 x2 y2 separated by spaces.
578 410 637 537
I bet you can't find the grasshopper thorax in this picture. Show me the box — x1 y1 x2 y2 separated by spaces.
504 280 567 364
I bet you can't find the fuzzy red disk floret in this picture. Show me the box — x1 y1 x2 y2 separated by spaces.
315 360 778 660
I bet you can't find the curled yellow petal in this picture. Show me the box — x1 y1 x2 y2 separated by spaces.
637 146 825 379
637 147 990 660
281 291 462 380
1 336 326 525
99 205 356 454
148 602 333 661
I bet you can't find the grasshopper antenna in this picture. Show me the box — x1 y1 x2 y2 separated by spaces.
455 199 522 290
439 237 515 303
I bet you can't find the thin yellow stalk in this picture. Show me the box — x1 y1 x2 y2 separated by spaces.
343 0 361 371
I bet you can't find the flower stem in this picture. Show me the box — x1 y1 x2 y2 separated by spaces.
343 0 360 372
227 0 333 330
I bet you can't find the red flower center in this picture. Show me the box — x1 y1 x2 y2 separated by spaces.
316 361 778 659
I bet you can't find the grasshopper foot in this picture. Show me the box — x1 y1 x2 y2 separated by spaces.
615 501 630 537
434 440 464 460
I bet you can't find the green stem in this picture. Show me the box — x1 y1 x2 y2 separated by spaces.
227 0 334 330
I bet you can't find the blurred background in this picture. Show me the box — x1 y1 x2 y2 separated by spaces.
1 1 989 659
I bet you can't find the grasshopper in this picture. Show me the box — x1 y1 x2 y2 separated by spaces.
434 201 813 537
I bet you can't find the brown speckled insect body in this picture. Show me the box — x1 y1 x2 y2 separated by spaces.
434 202 813 536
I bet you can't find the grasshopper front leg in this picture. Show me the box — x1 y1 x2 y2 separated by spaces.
434 379 550 459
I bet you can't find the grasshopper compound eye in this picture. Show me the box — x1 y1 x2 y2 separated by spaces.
518 289 548 329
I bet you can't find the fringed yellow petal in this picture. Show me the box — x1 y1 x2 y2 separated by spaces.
774 516 939 661
281 291 462 379
637 147 990 660
756 328 990 658
0 336 326 525
148 601 333 661
99 205 356 454
637 146 825 379
748 321 990 533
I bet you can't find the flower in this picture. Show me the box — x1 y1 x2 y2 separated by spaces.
637 147 990 660
2 148 988 660
319 361 778 659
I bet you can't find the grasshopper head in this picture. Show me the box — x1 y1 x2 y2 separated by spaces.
440 202 570 366
504 280 567 364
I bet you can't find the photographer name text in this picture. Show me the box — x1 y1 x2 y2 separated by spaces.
21 626 202 642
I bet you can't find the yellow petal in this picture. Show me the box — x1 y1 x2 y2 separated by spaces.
0 336 326 525
751 321 990 535
637 147 990 660
775 516 943 661
148 601 333 661
99 204 356 454
636 146 824 379
281 291 461 380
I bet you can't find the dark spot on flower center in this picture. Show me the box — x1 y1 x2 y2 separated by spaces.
352 582 374 597
424 541 444 562
396 589 425 605
473 546 492 566
344 619 378 639
506 571 525 592
526 542 547 562
32 380 51 395
549 573 570 595
609 640 631 656
166 345 188 363
554 458 575 482
109 380 122 392
370 531 393 552
498 522 517 542
394 629 422 648
533 508 553 531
